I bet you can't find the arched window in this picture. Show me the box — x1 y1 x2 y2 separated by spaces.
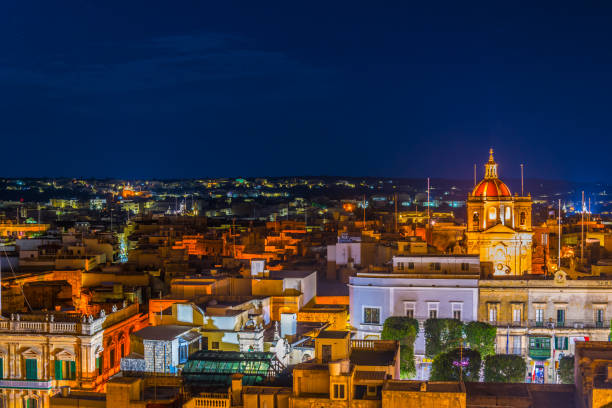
472 212 479 225
520 212 526 225
488 207 497 221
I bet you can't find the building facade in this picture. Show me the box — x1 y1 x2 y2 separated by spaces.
479 270 612 384
349 268 479 379
466 149 533 276
0 305 135 408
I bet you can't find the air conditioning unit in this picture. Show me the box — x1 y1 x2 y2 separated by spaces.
574 323 584 329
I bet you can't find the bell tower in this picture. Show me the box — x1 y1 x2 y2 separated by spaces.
466 149 533 276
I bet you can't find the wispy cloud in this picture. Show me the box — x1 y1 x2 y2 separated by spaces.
0 33 322 93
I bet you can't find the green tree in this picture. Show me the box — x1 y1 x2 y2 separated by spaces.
430 348 481 382
465 321 497 358
381 316 419 379
424 318 464 358
557 355 574 384
483 354 526 383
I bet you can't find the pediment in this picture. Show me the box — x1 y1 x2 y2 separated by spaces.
55 349 75 361
482 224 517 234
22 347 42 358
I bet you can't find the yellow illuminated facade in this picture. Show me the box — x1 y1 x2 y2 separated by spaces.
466 150 533 275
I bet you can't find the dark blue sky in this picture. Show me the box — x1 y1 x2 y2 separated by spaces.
1 1 611 181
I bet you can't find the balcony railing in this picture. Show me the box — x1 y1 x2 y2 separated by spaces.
491 320 609 329
0 379 53 389
527 320 609 329
187 393 231 408
528 347 551 359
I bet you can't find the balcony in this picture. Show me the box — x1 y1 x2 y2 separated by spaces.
527 320 609 330
0 379 53 389
489 320 528 328
528 337 551 360
186 393 231 408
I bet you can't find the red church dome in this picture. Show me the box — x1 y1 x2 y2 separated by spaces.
471 148 512 198
472 178 511 197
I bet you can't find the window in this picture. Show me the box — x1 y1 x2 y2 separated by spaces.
179 343 188 364
512 336 521 354
332 384 346 400
96 356 103 375
460 263 469 272
404 303 415 319
473 212 479 226
535 308 544 325
25 359 37 380
428 303 438 319
452 303 462 321
488 207 497 220
397 262 404 270
488 306 497 323
363 307 380 325
211 342 220 350
556 309 565 327
596 309 604 327
407 262 414 270
555 336 568 350
429 263 441 271
530 337 550 349
322 345 332 363
54 360 76 380
513 308 522 323
120 343 125 358
505 207 511 220
109 348 115 368
520 212 526 225
24 398 38 408
366 385 377 397
0 357 3 379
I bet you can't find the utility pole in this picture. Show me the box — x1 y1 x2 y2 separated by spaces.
362 195 366 231
427 178 431 232
558 199 561 270
581 191 585 263
394 193 398 233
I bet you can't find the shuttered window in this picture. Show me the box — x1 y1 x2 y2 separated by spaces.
25 359 37 380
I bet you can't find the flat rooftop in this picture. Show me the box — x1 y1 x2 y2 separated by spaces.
317 330 349 339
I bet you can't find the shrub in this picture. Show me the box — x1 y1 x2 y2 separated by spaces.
558 355 574 384
430 348 481 382
465 321 497 358
483 354 526 383
424 318 464 358
381 316 419 379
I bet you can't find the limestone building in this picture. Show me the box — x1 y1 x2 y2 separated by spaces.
466 149 533 275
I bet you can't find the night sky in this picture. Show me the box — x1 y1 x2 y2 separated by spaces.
2 2 612 181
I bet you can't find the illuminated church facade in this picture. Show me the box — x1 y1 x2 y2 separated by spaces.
466 149 533 275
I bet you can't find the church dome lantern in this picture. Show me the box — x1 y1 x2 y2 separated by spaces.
471 149 511 198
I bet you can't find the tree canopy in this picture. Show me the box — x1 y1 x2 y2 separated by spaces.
464 321 497 358
558 355 574 384
430 348 481 382
424 318 464 358
483 354 526 383
381 316 419 379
